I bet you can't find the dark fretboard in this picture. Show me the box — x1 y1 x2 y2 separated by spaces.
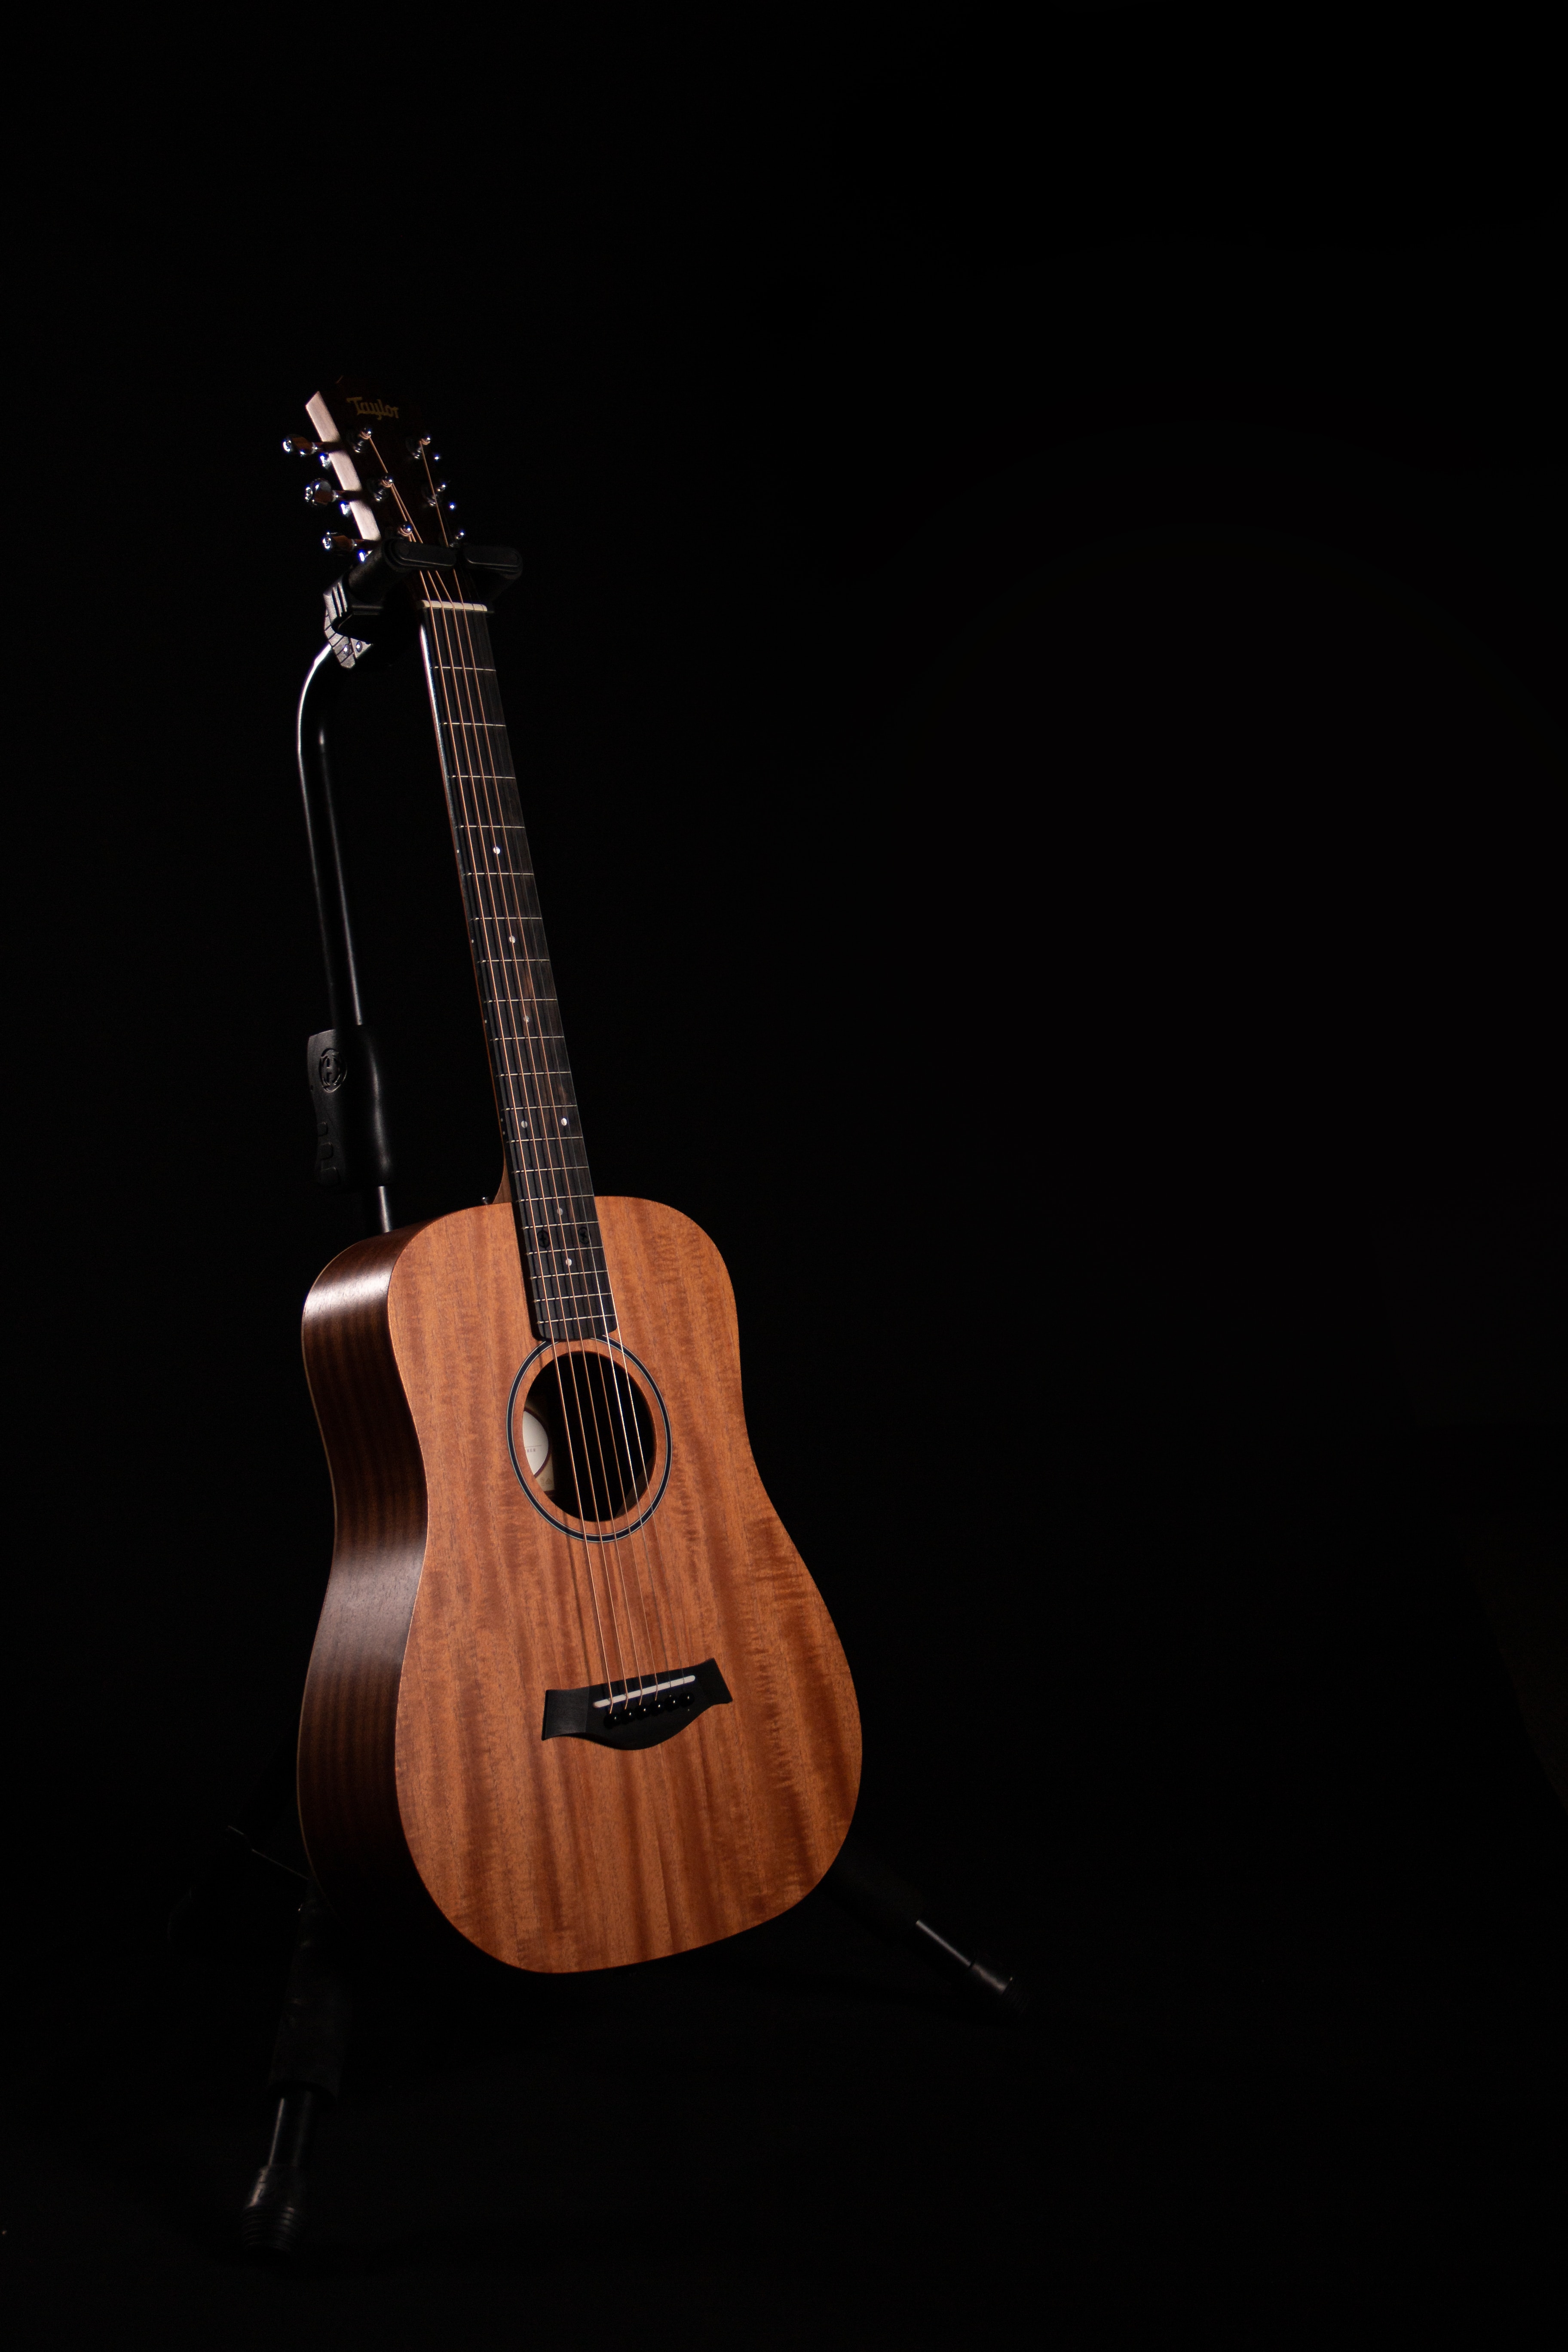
420 591 614 1341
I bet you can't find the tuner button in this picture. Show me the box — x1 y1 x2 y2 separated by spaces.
304 481 340 508
282 435 318 456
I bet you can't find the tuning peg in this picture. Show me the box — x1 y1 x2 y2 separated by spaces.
321 533 377 553
287 430 375 457
306 480 391 511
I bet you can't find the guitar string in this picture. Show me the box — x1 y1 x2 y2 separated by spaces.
447 603 684 1690
422 589 666 1708
428 593 674 1702
423 615 626 1696
399 453 680 1692
374 468 625 1703
361 437 677 1709
440 605 657 1698
398 521 627 1703
420 594 639 1701
374 453 639 1695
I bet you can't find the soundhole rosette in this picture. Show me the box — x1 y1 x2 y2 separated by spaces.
506 1340 671 1541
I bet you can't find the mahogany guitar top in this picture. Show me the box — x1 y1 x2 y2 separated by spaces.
299 1195 862 1973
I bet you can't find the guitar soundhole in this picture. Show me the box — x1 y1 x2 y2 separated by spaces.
519 1351 657 1525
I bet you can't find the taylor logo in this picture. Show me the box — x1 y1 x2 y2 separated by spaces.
318 1047 347 1091
347 395 400 421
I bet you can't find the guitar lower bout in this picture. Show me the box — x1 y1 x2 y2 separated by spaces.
298 1195 861 1973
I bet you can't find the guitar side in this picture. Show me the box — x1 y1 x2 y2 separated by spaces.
298 1197 862 1971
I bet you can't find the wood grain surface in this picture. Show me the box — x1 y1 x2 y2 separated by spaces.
297 1226 434 1925
298 1198 861 1971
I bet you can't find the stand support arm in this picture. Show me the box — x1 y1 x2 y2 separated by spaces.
296 644 394 1231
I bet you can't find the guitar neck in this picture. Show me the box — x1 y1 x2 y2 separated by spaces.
419 591 614 1341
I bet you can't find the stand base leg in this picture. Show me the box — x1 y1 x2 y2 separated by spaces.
240 2086 320 2256
824 1831 1030 2021
240 1884 354 2260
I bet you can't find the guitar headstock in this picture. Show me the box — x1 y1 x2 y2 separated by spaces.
287 377 518 671
284 376 459 556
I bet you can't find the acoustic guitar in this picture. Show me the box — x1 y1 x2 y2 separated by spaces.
291 379 861 1973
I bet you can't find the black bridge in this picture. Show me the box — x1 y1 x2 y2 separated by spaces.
541 1658 732 1750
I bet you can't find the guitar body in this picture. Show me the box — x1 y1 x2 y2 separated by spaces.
298 1194 862 1972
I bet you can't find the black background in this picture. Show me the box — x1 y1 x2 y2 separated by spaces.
8 10 1568 2343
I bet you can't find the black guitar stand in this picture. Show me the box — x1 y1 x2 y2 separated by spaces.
171 570 1029 2263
